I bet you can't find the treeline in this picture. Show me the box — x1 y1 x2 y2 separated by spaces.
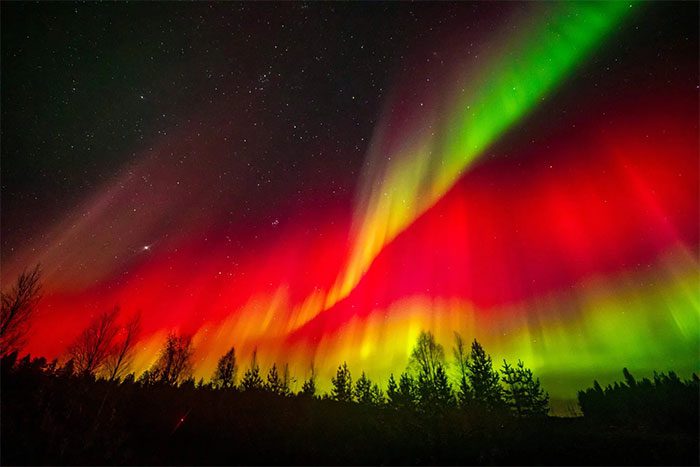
2 266 699 465
578 368 699 431
0 329 550 417
2 347 698 465
1 266 550 416
2 264 698 424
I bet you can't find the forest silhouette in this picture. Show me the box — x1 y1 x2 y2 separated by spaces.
1 266 698 465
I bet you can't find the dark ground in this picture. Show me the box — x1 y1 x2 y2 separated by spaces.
2 364 698 466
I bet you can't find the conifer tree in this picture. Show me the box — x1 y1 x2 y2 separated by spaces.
433 364 455 407
521 364 548 416
501 360 526 415
300 364 316 397
331 362 353 402
387 373 399 404
240 350 264 391
281 363 293 396
355 371 373 404
466 339 503 410
501 359 549 417
397 371 417 408
266 363 284 394
417 362 453 409
370 382 384 405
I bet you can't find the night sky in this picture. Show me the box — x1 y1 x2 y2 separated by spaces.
2 2 698 399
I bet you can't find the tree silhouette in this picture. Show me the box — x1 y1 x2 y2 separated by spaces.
355 371 372 403
58 358 75 378
213 346 238 389
409 331 445 385
501 359 549 417
408 331 453 409
266 363 286 395
466 339 503 410
354 371 383 404
331 362 353 402
240 350 264 391
0 264 42 355
453 332 472 407
299 363 317 397
149 333 194 385
104 312 141 381
397 372 418 408
69 306 119 376
370 382 384 405
121 372 135 385
181 376 196 389
137 369 155 385
0 350 19 374
4 324 700 465
387 373 399 403
417 363 454 409
281 363 294 395
578 368 699 431
384 372 418 409
433 365 454 406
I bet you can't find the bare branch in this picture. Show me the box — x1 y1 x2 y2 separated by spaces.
69 306 119 376
105 311 141 381
0 264 42 355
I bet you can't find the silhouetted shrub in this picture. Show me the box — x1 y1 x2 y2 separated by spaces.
578 368 699 431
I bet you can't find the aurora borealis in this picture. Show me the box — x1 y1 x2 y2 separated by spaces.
1 1 698 402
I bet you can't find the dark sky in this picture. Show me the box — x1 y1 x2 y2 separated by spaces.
2 1 697 264
1 2 511 258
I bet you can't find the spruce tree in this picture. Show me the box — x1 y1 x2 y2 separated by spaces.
501 359 549 417
519 362 549 416
501 360 526 415
331 362 353 402
300 365 316 397
387 374 399 404
355 371 373 404
300 375 316 397
398 371 417 408
466 339 503 410
417 362 453 410
370 383 384 405
240 351 264 391
266 363 284 394
281 363 293 396
433 364 455 407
